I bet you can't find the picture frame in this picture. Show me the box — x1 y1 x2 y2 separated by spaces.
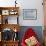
2 10 9 15
9 10 18 15
23 9 37 20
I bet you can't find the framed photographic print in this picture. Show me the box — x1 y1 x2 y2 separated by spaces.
23 9 37 20
2 10 9 15
2 28 13 41
9 10 18 15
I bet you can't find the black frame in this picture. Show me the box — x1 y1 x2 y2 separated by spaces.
23 9 37 20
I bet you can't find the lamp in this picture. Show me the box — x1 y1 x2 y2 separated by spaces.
15 0 17 7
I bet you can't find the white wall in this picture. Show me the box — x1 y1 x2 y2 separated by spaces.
0 0 44 26
18 0 44 26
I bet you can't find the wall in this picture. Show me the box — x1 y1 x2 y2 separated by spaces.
0 0 44 26
18 0 44 26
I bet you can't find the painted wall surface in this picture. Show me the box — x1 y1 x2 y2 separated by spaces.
0 0 44 26
18 0 44 26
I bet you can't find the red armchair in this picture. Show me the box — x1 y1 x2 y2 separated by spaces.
21 28 41 46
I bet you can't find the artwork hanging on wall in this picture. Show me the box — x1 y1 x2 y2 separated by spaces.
2 10 9 15
23 9 37 20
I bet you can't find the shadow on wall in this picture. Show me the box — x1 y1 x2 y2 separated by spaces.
18 26 43 44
